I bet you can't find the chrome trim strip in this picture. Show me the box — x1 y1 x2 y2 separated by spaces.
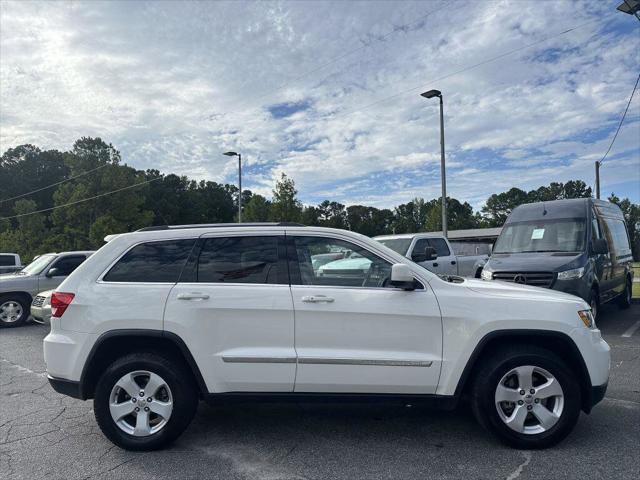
298 358 433 367
222 356 296 364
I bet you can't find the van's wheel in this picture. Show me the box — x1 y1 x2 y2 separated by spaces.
588 289 599 321
0 294 30 328
94 352 198 451
471 345 581 449
618 277 632 309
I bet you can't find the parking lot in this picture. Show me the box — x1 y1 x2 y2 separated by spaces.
0 304 638 480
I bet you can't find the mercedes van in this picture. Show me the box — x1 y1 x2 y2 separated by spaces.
481 199 633 318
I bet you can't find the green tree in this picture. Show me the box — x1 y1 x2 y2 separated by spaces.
346 205 394 236
270 173 302 222
0 199 47 261
317 200 347 228
392 198 430 233
243 194 272 222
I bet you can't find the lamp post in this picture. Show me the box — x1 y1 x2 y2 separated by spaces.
421 89 447 238
223 151 242 222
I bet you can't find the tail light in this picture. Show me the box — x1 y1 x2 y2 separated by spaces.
51 292 75 317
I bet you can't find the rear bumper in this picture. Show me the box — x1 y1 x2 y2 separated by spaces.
47 375 84 399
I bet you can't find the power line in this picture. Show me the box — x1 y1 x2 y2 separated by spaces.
326 16 608 121
0 176 162 220
598 72 639 166
0 162 110 204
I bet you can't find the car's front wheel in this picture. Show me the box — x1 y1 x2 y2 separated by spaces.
94 352 198 451
0 294 30 328
471 345 581 449
618 277 632 309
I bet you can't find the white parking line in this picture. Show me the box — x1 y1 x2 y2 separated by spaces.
621 320 640 338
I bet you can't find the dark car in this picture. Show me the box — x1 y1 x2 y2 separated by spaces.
481 198 633 319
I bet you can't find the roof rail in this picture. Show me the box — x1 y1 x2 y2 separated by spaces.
137 222 305 232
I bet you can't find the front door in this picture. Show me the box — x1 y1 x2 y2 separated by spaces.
164 233 296 393
413 238 457 275
289 234 442 394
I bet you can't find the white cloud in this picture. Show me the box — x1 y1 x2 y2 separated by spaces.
1 0 638 209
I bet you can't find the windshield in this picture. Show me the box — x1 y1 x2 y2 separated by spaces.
20 254 56 275
493 219 586 254
376 238 412 255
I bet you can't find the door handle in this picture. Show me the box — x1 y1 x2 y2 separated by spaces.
302 295 335 303
177 293 210 301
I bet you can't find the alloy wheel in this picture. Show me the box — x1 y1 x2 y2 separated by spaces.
494 365 564 435
0 301 23 323
109 370 173 437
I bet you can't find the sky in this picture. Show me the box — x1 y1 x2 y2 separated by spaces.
1 0 639 211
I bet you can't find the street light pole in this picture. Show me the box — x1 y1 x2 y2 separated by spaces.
595 160 601 199
421 89 448 238
223 151 243 222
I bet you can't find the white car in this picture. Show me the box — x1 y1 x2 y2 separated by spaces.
44 223 610 451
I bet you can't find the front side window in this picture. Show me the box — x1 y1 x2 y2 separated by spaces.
414 238 451 257
104 239 196 283
493 219 586 254
292 236 392 288
196 236 280 284
49 256 87 276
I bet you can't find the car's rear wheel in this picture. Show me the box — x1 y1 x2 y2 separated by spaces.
94 352 198 451
471 345 581 449
617 277 632 309
0 294 30 328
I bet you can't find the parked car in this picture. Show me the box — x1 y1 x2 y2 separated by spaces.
31 290 53 325
45 223 609 451
481 199 633 319
0 251 94 327
374 233 489 277
0 253 22 274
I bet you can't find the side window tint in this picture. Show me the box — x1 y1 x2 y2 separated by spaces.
197 236 280 284
50 256 86 276
414 238 450 257
292 236 393 288
104 239 195 283
0 255 15 266
602 218 631 257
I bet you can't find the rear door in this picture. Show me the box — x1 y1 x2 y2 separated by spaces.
289 233 442 394
164 232 296 393
600 216 633 298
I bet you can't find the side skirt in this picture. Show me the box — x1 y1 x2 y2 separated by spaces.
204 392 459 410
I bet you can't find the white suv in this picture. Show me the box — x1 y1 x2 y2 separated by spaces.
44 224 610 451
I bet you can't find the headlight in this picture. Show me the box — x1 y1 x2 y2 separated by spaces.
481 269 493 281
557 267 585 281
578 309 595 329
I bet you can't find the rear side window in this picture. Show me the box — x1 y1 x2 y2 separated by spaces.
196 236 280 284
0 255 16 266
602 218 631 258
104 239 196 283
414 238 451 257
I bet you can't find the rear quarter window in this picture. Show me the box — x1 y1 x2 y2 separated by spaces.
103 239 196 283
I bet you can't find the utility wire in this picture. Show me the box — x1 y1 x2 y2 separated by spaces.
0 176 162 220
598 72 639 166
0 162 110 204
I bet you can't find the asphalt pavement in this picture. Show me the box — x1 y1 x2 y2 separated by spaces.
1 304 639 480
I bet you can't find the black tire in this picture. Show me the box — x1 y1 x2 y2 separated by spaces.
94 352 198 451
470 345 581 449
0 294 30 328
617 277 632 309
588 288 600 322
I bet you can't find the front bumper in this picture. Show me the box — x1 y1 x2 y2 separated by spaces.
30 305 51 324
590 381 608 409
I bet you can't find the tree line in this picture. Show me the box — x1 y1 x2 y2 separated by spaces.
1 137 638 261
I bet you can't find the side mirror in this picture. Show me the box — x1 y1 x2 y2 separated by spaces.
592 238 608 255
411 246 438 263
46 267 61 278
390 263 416 290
